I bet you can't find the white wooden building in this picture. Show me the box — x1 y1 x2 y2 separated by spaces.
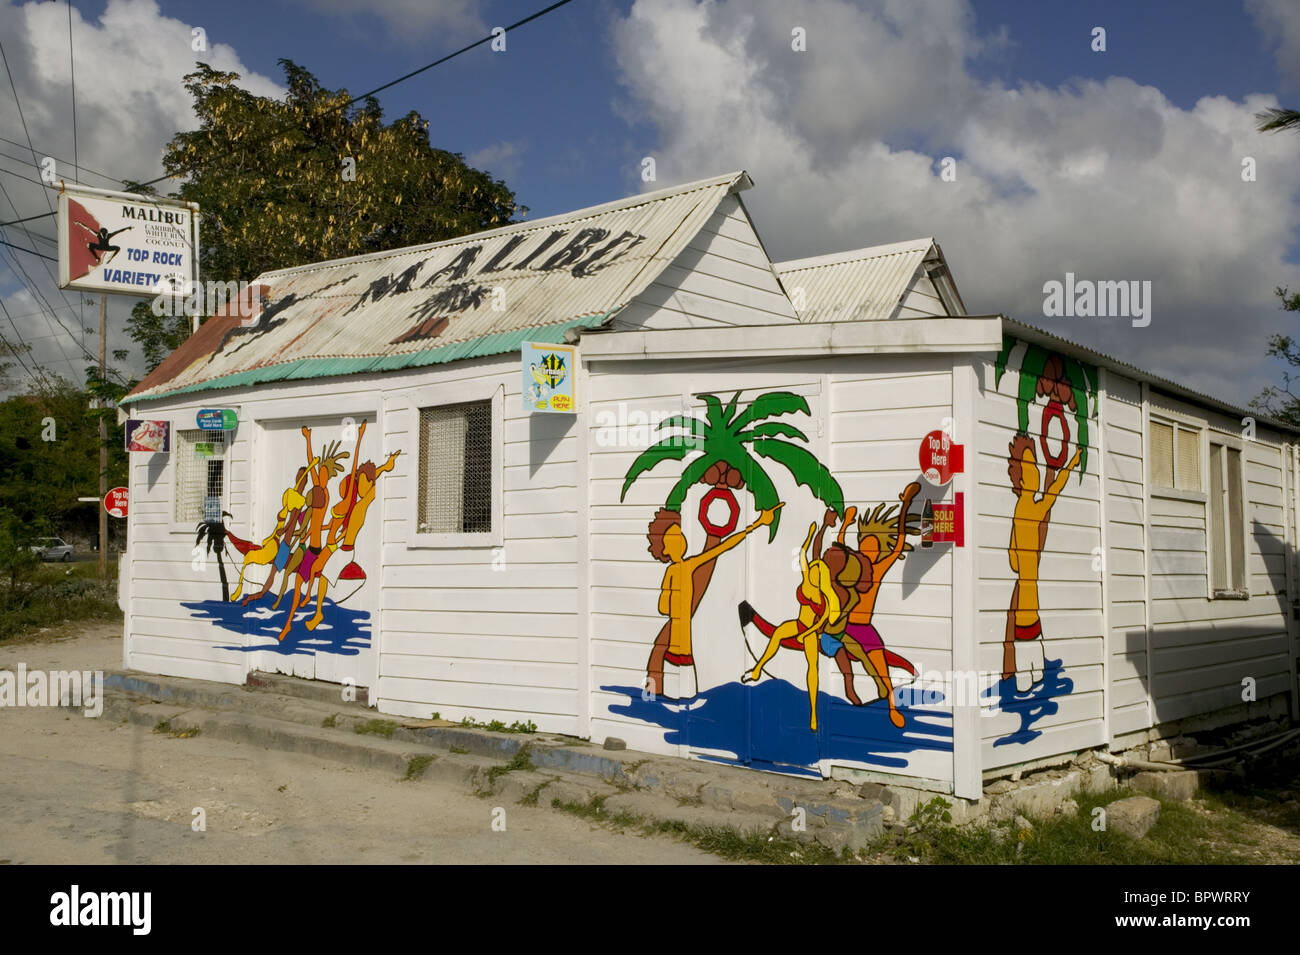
121 171 1299 799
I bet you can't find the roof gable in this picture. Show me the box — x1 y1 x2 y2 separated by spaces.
128 171 753 401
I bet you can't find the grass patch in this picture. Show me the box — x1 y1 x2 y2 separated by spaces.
0 563 121 642
460 716 538 734
870 790 1257 865
550 794 848 864
403 754 435 781
484 746 535 786
321 714 338 728
152 719 200 739
354 719 399 739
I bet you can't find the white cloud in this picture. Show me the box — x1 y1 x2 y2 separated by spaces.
468 139 528 183
0 0 283 388
611 0 1300 406
1247 0 1300 89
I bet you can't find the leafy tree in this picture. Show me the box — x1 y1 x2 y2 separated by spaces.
126 60 521 371
0 377 128 543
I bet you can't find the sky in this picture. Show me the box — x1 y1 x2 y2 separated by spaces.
1 0 1299 410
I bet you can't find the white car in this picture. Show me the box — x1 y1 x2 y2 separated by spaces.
31 537 74 562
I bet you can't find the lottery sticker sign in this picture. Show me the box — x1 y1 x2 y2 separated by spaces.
196 409 237 431
522 342 576 414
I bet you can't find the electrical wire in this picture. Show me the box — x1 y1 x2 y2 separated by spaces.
134 0 577 190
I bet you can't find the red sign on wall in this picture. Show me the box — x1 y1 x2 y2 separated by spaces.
104 487 128 518
931 492 964 546
919 430 965 486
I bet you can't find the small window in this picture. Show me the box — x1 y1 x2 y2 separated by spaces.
417 400 492 535
1149 417 1200 491
174 429 227 523
1208 441 1246 596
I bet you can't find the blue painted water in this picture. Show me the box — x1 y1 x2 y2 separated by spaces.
184 598 371 658
986 658 1074 746
603 678 952 776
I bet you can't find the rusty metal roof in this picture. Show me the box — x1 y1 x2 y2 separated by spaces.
774 238 946 322
128 171 754 402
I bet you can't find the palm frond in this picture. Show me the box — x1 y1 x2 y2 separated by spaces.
737 421 808 443
620 439 700 501
665 452 720 512
750 438 845 516
730 391 810 432
1256 107 1300 133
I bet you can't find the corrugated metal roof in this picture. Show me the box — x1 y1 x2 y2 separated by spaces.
774 238 935 322
128 171 753 402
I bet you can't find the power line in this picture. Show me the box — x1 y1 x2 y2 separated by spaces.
67 0 79 185
136 0 577 189
0 237 55 261
0 134 123 185
0 210 56 228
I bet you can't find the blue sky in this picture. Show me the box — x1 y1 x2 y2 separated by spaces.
2 0 1300 408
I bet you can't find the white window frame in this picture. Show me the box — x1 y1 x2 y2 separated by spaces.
1148 409 1206 503
406 381 504 549
1206 431 1249 600
169 424 230 535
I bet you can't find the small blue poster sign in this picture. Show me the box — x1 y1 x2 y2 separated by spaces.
522 342 576 414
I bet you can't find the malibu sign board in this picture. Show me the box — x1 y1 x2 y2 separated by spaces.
57 183 199 298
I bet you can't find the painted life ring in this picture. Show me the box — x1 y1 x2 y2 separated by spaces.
698 486 740 537
1039 399 1070 469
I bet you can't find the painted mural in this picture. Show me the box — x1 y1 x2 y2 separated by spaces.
607 390 945 775
186 422 399 656
993 340 1097 734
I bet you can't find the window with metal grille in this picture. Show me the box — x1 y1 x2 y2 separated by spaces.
1149 417 1200 491
1208 441 1246 596
174 429 227 523
417 400 492 535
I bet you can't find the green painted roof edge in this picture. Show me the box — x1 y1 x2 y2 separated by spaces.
131 313 611 404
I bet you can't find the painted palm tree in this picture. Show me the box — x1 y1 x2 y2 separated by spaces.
621 390 844 542
623 390 845 697
195 511 234 602
995 339 1097 479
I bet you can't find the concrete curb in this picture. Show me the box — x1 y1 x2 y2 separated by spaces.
101 669 890 850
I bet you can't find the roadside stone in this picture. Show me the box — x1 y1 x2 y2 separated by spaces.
1130 770 1199 802
1013 813 1033 833
1147 739 1173 762
602 737 626 751
1107 795 1160 839
1058 798 1079 817
984 779 1015 795
858 781 891 803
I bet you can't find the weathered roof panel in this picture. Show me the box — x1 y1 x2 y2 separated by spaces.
128 171 753 402
774 238 936 322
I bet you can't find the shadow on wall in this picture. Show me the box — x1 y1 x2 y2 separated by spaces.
185 598 372 657
603 679 953 778
528 409 572 479
1120 518 1294 728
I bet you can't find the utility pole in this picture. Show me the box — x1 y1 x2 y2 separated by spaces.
98 293 107 583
